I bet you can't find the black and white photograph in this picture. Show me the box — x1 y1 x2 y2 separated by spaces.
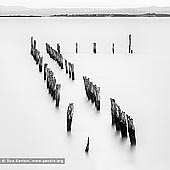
0 0 170 169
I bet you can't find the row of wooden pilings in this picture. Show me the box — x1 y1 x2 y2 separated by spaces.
46 43 75 80
83 76 100 111
110 98 136 146
30 37 74 135
45 34 133 54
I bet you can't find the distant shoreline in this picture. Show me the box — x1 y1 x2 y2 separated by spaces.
0 15 42 17
1 13 170 17
50 13 170 17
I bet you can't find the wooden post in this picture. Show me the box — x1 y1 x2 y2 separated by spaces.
89 82 93 103
76 42 78 53
110 98 116 126
60 54 64 69
44 63 48 81
129 34 131 54
120 111 127 138
55 84 61 107
33 40 36 49
68 62 71 79
31 36 34 55
57 43 60 54
65 59 68 74
95 87 100 111
52 77 56 100
46 68 50 89
115 105 121 131
112 43 114 54
67 103 74 131
35 49 40 65
31 37 33 48
86 78 90 100
39 56 43 72
71 64 75 80
127 117 136 146
93 43 96 54
49 71 53 95
85 137 89 153
51 76 55 98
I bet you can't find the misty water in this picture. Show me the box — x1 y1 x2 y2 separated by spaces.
0 17 170 170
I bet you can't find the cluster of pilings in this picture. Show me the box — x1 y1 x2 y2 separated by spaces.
67 103 74 132
30 37 43 68
67 60 75 80
110 98 136 146
46 43 64 69
44 65 61 107
83 76 100 111
30 37 61 108
76 42 115 54
93 42 115 54
30 36 136 150
46 43 75 80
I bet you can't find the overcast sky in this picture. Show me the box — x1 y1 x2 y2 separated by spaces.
0 0 169 8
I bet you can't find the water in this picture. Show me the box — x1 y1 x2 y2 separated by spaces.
0 17 170 170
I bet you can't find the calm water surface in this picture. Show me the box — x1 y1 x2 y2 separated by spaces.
0 17 170 170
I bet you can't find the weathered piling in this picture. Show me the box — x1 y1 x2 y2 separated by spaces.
39 56 43 72
68 62 71 79
110 98 116 126
55 84 61 107
76 42 78 53
95 87 100 111
112 43 114 54
85 137 90 153
93 43 97 54
49 71 53 95
67 103 74 132
51 77 55 98
129 34 132 54
71 64 75 80
48 70 52 94
83 76 89 99
52 77 56 100
127 116 136 146
115 105 121 131
120 111 127 138
57 43 60 54
31 36 33 47
44 63 48 81
35 49 40 65
31 36 34 55
65 59 68 74
34 40 36 49
91 84 95 103
46 68 50 89
60 54 64 69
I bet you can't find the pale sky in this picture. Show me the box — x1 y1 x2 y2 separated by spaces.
0 0 169 8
